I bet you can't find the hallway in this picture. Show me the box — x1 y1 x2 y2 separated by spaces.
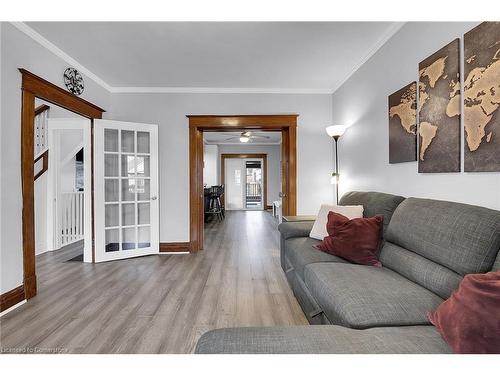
0 211 307 353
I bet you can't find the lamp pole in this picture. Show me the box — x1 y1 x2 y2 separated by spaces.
333 135 339 204
326 125 346 205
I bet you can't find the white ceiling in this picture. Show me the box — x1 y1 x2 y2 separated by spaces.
25 22 401 92
204 131 281 145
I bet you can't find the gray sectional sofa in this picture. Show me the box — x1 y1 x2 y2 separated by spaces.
195 192 500 354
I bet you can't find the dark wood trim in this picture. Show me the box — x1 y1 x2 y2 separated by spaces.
0 285 25 313
34 104 50 116
187 114 298 129
189 125 204 253
266 205 273 210
220 153 268 209
20 68 104 300
19 69 105 118
160 242 190 253
188 114 297 252
34 149 49 181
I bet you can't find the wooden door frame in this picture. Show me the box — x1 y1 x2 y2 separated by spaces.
19 68 105 300
187 114 297 252
220 153 268 210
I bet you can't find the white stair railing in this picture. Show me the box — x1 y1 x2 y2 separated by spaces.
34 105 50 158
60 191 84 246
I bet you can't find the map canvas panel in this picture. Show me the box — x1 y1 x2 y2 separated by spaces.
464 22 500 172
418 39 461 173
388 82 417 163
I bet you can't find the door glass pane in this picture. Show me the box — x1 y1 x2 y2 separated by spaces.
121 130 135 153
105 154 119 177
122 228 136 250
137 131 150 153
105 229 119 252
105 204 119 227
105 179 119 202
122 179 135 201
121 155 136 177
122 203 136 226
138 226 151 248
246 161 263 209
136 156 150 177
138 203 150 224
225 159 245 209
137 179 150 201
104 129 119 152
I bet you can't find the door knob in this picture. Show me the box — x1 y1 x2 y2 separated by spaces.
151 196 157 201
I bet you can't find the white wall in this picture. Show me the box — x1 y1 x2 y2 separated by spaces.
0 23 111 293
217 144 282 206
34 173 47 255
203 144 219 187
110 93 333 242
332 22 500 210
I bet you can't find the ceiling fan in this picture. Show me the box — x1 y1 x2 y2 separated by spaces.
224 131 271 143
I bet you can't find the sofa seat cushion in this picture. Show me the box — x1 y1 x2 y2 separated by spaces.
285 237 348 279
194 325 451 354
304 263 443 328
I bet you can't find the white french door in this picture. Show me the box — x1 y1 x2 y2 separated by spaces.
94 120 159 262
225 158 245 210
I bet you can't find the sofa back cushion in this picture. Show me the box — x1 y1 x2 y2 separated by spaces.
382 197 500 299
379 242 463 299
339 191 405 236
386 198 500 276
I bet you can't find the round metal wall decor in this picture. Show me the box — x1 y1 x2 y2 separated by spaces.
63 67 84 96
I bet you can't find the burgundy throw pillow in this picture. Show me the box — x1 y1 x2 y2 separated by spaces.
427 271 500 354
316 211 383 267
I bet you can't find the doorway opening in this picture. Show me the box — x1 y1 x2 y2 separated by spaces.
245 160 263 209
188 114 298 252
19 69 105 301
36 104 93 264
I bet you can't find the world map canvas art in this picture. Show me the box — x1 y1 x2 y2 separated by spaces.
388 82 417 163
463 22 500 172
418 39 461 173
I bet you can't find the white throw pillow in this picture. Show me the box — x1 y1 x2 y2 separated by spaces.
309 204 364 240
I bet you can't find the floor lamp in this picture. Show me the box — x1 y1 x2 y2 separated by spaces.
326 125 346 204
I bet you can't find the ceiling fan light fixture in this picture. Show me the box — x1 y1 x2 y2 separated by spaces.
239 136 250 143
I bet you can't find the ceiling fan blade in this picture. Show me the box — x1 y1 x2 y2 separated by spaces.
223 136 240 141
250 135 271 139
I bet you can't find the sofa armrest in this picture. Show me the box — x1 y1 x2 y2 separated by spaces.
194 326 451 354
278 221 314 240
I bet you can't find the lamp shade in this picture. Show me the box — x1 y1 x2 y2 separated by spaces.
326 125 347 138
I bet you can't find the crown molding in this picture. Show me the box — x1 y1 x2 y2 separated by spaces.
11 22 114 92
110 87 333 94
330 22 405 94
12 21 404 96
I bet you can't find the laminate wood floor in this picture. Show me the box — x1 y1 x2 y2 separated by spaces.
0 211 307 353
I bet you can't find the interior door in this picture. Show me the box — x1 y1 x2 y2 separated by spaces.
224 158 245 210
94 120 159 262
